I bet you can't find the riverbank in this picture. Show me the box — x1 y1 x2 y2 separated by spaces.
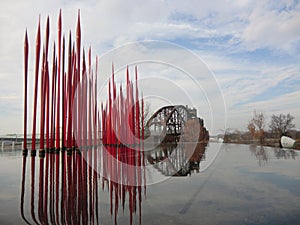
223 138 300 150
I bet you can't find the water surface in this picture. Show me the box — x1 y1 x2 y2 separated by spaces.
0 143 299 225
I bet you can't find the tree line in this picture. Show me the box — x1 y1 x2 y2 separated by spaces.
247 110 295 144
223 111 298 147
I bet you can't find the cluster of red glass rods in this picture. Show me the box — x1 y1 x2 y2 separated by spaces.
23 9 92 154
23 9 144 153
22 9 146 225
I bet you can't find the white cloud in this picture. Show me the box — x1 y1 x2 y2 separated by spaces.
229 90 300 131
241 1 300 51
0 0 299 135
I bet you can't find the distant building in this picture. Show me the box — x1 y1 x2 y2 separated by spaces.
186 105 197 119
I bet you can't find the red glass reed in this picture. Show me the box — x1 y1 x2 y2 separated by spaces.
50 45 57 150
93 56 98 148
32 18 41 151
71 47 77 149
67 32 73 149
76 10 81 149
23 31 29 150
62 36 66 149
88 48 93 149
45 62 50 150
55 10 62 150
39 50 46 150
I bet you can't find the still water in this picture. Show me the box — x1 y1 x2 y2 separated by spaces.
0 143 299 225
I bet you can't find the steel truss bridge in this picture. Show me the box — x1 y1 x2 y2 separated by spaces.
145 105 202 142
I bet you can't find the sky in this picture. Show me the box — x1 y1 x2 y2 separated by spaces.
0 0 300 136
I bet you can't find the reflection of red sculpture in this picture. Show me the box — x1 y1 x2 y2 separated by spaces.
21 146 146 225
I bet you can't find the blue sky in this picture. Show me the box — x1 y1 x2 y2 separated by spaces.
0 0 299 135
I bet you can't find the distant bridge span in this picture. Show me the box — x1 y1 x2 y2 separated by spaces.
145 105 200 141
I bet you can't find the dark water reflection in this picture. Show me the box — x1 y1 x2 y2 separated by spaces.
19 151 100 225
146 142 207 176
0 143 300 224
19 146 145 225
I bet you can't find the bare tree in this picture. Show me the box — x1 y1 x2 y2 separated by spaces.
140 101 151 138
223 128 233 143
252 110 265 130
223 128 242 143
142 102 151 128
247 122 255 139
269 113 295 137
247 110 266 144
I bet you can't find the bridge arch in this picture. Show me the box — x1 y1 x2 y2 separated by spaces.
146 105 196 138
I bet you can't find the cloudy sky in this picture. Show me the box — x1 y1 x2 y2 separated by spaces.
0 0 300 135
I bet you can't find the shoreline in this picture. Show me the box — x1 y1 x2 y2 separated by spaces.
221 139 300 150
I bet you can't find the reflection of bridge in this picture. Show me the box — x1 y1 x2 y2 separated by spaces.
145 105 209 175
145 105 206 143
146 142 207 176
